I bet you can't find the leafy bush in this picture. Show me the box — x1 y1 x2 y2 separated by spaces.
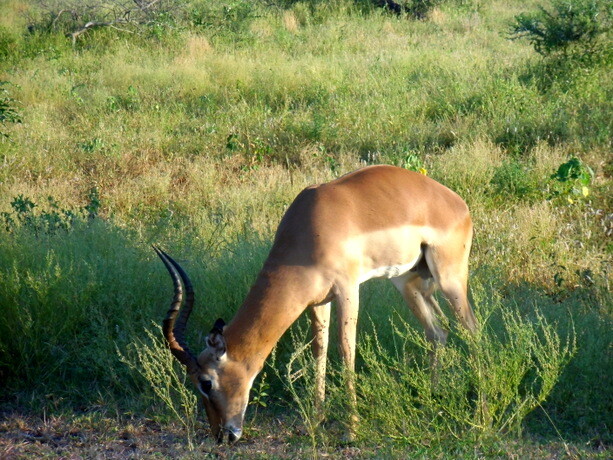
548 157 594 204
510 0 612 62
0 82 21 139
188 0 260 36
1 190 99 235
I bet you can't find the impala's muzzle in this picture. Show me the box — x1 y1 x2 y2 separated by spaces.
218 425 242 444
227 426 242 443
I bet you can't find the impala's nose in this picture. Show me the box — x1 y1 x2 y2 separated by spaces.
226 426 242 444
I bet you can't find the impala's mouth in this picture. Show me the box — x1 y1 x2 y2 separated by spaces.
227 427 242 443
224 425 242 444
215 425 242 444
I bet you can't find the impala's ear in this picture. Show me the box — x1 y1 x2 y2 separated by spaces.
206 318 226 358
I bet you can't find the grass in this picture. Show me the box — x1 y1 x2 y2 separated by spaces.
0 0 611 457
118 326 199 449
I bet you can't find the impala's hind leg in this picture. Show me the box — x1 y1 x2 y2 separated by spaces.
425 241 477 334
310 302 331 419
391 272 448 346
424 234 486 416
392 271 448 387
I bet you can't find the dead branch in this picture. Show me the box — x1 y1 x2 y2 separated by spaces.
51 9 79 30
68 19 135 46
45 0 170 45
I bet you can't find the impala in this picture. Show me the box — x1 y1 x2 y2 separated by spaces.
155 164 478 443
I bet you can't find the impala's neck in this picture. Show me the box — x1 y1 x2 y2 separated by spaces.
223 264 328 371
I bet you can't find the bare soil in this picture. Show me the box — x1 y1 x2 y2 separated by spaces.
0 411 368 459
0 410 609 459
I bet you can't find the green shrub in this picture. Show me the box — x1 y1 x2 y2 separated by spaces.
188 0 260 37
490 160 542 201
350 307 575 446
0 81 21 139
1 195 75 234
548 156 594 204
1 191 99 235
510 0 612 62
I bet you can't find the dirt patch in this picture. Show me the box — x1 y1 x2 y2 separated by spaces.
1 410 608 459
0 410 370 459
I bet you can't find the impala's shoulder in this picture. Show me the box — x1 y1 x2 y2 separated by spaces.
291 183 322 206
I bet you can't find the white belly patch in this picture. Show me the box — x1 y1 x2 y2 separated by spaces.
358 253 421 284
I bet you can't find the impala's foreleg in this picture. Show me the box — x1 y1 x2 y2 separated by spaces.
310 302 331 419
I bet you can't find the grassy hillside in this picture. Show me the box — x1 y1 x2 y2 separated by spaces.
0 0 611 457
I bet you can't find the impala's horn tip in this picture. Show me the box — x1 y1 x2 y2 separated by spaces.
211 318 226 334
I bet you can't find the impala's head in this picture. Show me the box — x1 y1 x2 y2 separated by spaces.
153 247 252 444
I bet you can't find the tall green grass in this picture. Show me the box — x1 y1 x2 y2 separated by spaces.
119 325 199 448
352 284 577 446
0 195 610 448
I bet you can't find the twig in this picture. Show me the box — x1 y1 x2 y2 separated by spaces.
68 19 130 46
51 9 77 30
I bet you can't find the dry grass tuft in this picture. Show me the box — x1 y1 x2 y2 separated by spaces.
431 137 504 198
179 34 213 64
428 7 447 26
283 11 299 33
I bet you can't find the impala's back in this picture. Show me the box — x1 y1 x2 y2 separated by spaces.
268 165 472 286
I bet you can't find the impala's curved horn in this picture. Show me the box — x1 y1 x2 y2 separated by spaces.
153 246 200 375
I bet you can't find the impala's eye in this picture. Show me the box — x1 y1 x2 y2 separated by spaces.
199 378 212 395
